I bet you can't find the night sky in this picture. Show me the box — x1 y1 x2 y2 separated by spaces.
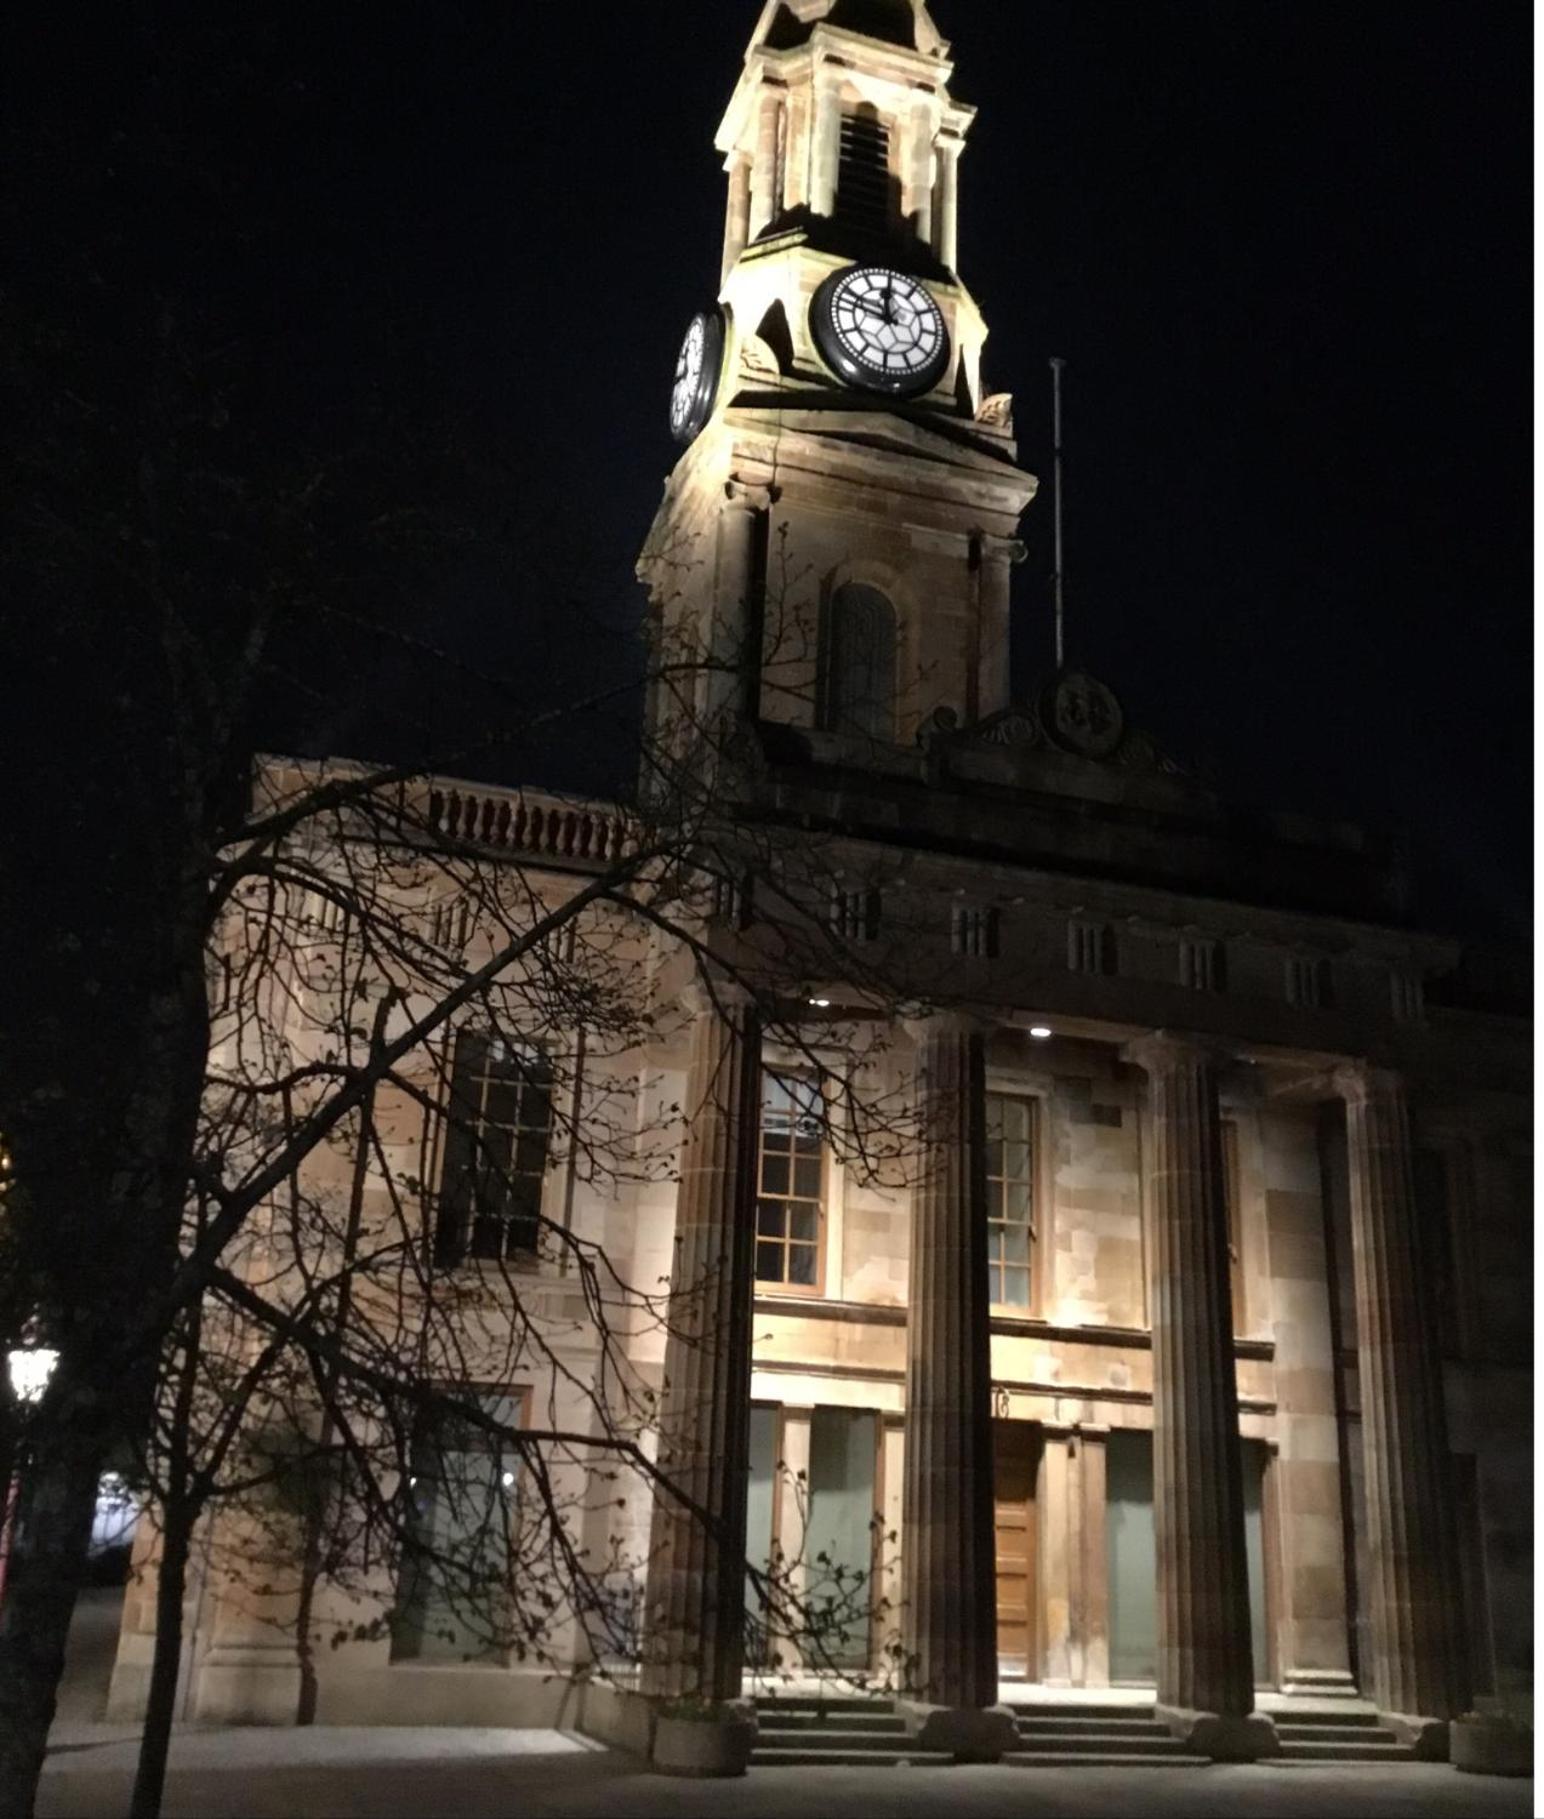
12 1 1531 942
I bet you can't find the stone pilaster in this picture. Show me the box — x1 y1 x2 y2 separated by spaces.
898 1016 1015 1759
721 153 752 281
1334 1064 1466 1747
907 101 935 244
641 990 761 1703
933 138 961 270
749 87 783 240
810 65 841 218
705 484 763 729
1125 1033 1275 1760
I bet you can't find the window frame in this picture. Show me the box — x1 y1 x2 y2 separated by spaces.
433 1029 555 1272
754 1070 828 1299
819 581 898 744
984 1090 1040 1316
390 1382 531 1667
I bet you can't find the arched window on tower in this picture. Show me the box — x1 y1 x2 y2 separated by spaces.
836 103 895 237
820 583 897 742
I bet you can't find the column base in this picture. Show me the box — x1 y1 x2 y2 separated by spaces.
190 1644 301 1726
1379 1711 1450 1762
650 1700 757 1778
1452 1712 1532 1777
898 1699 1019 1763
1156 1705 1280 1761
1280 1669 1360 1699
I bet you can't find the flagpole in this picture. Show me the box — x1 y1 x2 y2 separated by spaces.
1050 356 1067 671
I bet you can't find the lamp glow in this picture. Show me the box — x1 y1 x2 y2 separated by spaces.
1029 1026 1053 1040
7 1349 59 1405
809 998 832 1009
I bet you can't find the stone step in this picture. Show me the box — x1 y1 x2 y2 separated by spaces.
1008 1704 1158 1722
1274 1721 1391 1743
753 1698 895 1716
1006 1750 1212 1769
751 1745 946 1768
1008 1730 1200 1758
1272 1710 1386 1728
757 1711 906 1735
755 1727 923 1753
1278 1739 1416 1763
1015 1715 1174 1737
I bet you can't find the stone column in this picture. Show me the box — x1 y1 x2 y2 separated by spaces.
899 1015 1016 1758
706 484 763 729
722 153 752 282
810 65 842 218
933 138 961 271
1334 1065 1466 1750
784 88 810 213
190 1510 302 1724
641 989 761 1704
1124 1034 1276 1760
973 536 1020 719
749 87 784 241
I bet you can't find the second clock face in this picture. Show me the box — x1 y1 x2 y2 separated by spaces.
812 265 950 397
669 308 725 445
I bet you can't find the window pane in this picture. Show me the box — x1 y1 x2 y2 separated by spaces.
760 1152 790 1197
1001 1267 1030 1309
1003 1181 1033 1227
1002 1224 1030 1266
482 1078 521 1130
794 1157 822 1201
789 1206 818 1245
756 1200 787 1239
788 1244 818 1287
756 1241 786 1283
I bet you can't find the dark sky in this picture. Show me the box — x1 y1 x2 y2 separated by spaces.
15 1 1531 941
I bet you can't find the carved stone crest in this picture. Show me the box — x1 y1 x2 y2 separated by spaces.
1046 671 1124 759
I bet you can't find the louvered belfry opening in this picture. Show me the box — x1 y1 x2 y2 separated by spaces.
837 105 893 236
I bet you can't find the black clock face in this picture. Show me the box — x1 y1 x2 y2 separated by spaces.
669 308 725 445
811 266 950 398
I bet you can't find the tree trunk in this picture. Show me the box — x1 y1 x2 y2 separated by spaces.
0 1436 102 1819
129 1497 194 1819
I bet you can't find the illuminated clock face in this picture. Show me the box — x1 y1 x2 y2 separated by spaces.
669 309 725 444
811 266 950 397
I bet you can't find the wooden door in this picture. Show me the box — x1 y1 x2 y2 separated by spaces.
994 1421 1038 1676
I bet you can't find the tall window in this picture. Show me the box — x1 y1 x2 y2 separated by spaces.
836 105 893 235
1068 919 1116 976
986 1094 1035 1309
821 583 896 742
755 1074 823 1291
951 904 1000 959
392 1391 522 1663
436 1031 553 1267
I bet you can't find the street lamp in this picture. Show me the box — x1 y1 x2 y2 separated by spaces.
1 1346 60 1609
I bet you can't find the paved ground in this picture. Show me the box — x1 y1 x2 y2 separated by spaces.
37 1727 1535 1819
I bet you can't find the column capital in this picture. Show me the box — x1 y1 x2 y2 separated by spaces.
1120 1029 1229 1077
1331 1060 1405 1107
724 478 779 511
902 1008 992 1049
680 972 757 1025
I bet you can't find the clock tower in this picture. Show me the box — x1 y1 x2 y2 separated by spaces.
640 0 1038 775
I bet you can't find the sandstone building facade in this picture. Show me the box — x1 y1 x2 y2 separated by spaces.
108 0 1530 1766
